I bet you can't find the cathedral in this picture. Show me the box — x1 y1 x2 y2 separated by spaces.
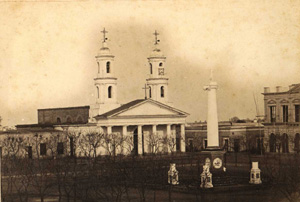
11 29 189 157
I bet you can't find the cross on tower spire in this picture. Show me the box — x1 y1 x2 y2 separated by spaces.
153 30 160 45
142 84 150 99
101 28 108 43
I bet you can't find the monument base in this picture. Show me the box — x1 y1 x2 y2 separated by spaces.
201 148 226 171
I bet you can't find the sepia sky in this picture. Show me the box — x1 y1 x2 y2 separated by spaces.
0 0 300 126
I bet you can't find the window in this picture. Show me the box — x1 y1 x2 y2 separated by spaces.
295 133 300 153
27 146 32 159
108 86 112 98
56 117 61 124
70 137 74 157
223 138 229 151
270 106 276 123
97 62 100 73
106 61 110 73
282 133 289 153
149 87 152 98
160 86 164 98
269 133 276 152
282 105 288 122
57 142 64 155
295 105 300 122
234 139 240 152
204 139 207 149
150 63 152 74
40 143 46 156
97 86 100 99
159 62 163 67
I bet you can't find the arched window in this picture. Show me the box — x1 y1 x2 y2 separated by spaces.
160 86 164 98
282 133 289 153
66 116 72 124
269 133 276 152
77 116 83 123
150 63 153 74
159 62 163 67
108 86 112 98
106 61 110 73
56 117 61 124
295 133 300 153
96 86 100 99
149 86 152 98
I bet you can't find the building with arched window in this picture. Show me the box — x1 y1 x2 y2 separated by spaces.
263 83 300 153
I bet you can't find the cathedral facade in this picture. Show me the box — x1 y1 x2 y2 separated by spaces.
6 29 188 158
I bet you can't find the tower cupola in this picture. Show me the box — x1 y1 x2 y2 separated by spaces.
90 28 120 120
146 30 169 104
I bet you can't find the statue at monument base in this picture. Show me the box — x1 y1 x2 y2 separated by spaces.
200 158 213 188
168 163 179 185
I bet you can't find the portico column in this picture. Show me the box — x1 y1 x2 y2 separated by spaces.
122 125 128 155
172 125 176 152
107 126 112 155
152 125 157 134
107 126 112 134
144 130 149 154
138 125 143 155
180 124 186 152
166 124 171 153
151 125 157 153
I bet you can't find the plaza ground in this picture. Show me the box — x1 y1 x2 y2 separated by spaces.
1 152 298 202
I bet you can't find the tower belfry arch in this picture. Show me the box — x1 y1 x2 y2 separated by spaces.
90 28 121 121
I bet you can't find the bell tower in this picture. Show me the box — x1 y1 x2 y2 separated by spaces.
146 30 169 104
91 28 120 120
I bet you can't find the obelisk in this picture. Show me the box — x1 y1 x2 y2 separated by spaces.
203 68 220 149
203 68 225 172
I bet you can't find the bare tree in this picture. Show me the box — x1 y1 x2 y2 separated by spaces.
263 153 300 202
78 131 104 158
29 134 55 202
1 135 25 200
147 132 163 154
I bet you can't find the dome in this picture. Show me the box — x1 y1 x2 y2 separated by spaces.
150 46 164 58
97 42 112 56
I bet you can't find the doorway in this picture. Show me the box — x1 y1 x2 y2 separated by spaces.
234 139 240 152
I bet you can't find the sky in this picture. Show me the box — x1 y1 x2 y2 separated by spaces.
0 0 300 126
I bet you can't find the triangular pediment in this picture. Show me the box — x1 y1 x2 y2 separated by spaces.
267 100 276 104
116 102 179 117
95 99 188 119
